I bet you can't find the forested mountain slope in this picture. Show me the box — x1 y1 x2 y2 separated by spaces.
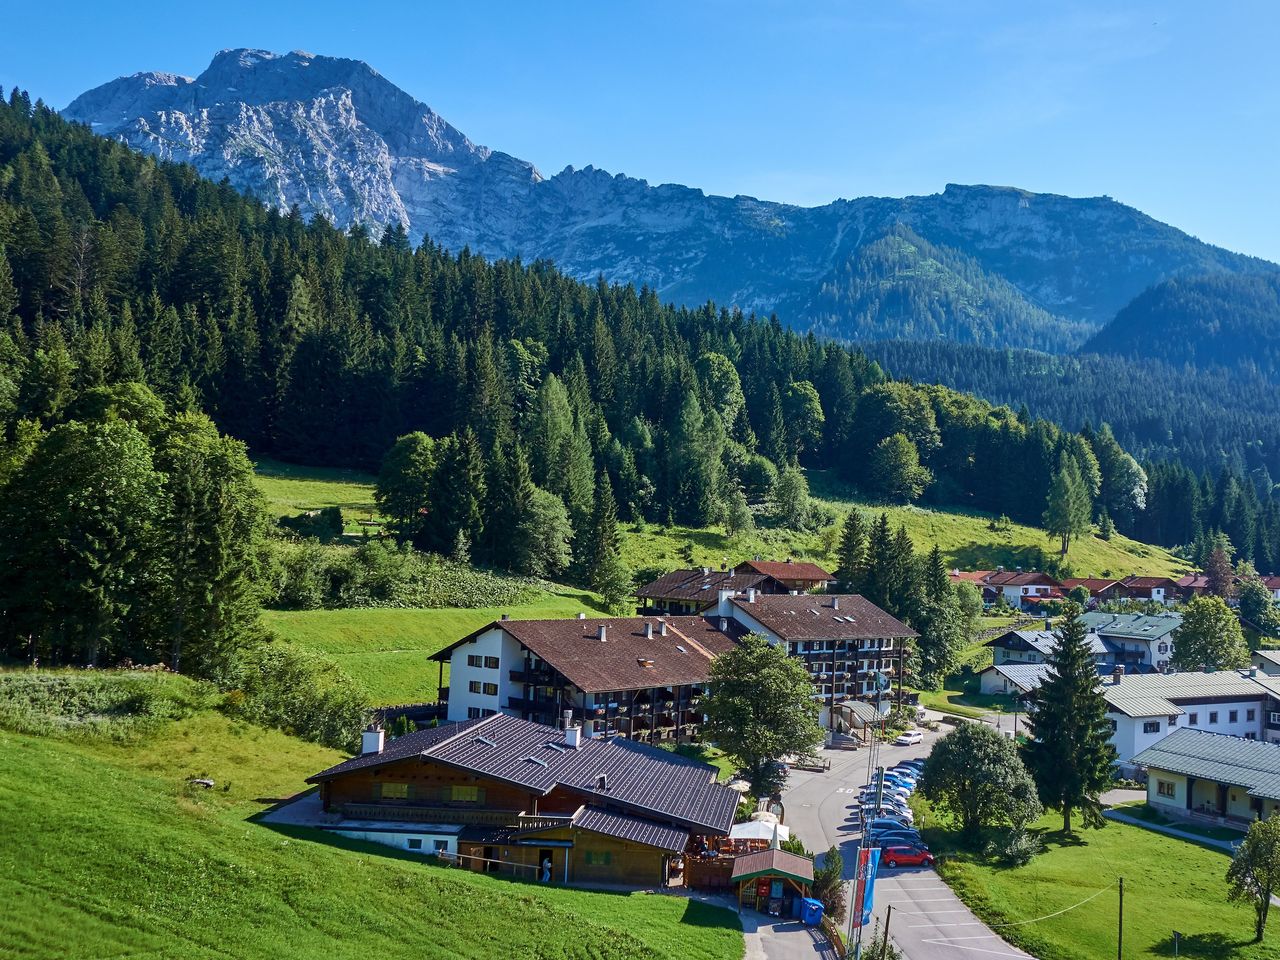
1083 272 1280 378
6 87 1280 571
63 48 1277 351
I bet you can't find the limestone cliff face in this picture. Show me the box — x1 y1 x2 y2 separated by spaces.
65 49 1274 350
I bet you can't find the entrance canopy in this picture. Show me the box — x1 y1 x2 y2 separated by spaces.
730 849 815 886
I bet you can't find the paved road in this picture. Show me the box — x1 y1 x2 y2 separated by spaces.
780 716 1031 960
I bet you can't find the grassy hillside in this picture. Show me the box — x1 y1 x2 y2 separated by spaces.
263 587 609 706
0 672 743 960
919 806 1272 960
253 457 382 534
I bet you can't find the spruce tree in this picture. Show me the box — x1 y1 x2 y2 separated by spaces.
1043 452 1092 555
1023 605 1118 833
835 509 866 592
586 472 631 613
860 513 895 612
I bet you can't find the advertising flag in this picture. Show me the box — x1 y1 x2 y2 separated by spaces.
850 846 881 929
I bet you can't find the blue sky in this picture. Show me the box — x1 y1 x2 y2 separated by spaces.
3 0 1277 261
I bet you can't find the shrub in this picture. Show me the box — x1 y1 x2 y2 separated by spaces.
277 506 344 543
0 671 212 740
985 828 1044 866
229 643 368 751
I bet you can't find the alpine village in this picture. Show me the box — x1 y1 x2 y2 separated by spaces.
4 12 1280 960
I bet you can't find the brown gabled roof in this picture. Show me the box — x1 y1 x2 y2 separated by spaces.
730 848 815 884
986 571 1060 587
1121 576 1180 590
635 568 778 602
949 570 995 584
734 559 833 582
431 616 736 693
308 713 738 834
1061 578 1122 592
729 594 916 642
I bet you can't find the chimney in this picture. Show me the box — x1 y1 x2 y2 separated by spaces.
500 613 510 621
582 718 594 738
565 724 583 749
747 588 757 604
1045 618 1052 630
1251 665 1260 678
361 723 385 755
562 708 573 730
577 612 587 620
596 773 609 791
659 621 668 637
644 622 654 639
598 624 608 642
1111 665 1123 685
832 598 840 611
702 566 710 576
719 617 729 632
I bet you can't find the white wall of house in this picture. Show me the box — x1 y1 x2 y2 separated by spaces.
1145 770 1188 813
327 827 460 856
445 627 525 722
1111 698 1266 765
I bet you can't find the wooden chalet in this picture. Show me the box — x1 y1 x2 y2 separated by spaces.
730 848 814 912
733 559 834 593
306 713 738 887
635 567 785 614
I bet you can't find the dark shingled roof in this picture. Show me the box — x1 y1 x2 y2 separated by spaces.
729 594 916 642
635 568 777 603
308 713 738 834
431 616 736 693
735 559 832 582
574 806 690 852
730 848 815 883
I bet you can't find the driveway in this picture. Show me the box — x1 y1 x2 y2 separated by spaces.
780 720 1031 960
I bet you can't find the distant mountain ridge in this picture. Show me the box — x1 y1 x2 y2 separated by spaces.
64 48 1278 352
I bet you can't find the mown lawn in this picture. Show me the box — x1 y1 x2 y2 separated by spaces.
0 704 744 960
917 808 1274 960
263 588 609 705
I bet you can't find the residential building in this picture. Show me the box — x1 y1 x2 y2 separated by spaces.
1175 574 1211 600
1079 612 1181 673
306 713 737 886
732 559 834 593
635 567 783 614
978 662 1053 698
1134 728 1280 828
985 626 1107 668
1059 578 1124 602
1252 648 1280 677
1102 670 1267 772
985 571 1062 609
431 616 735 744
1118 576 1181 605
714 591 916 727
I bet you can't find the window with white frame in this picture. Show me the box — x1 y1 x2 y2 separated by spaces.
1143 721 1161 734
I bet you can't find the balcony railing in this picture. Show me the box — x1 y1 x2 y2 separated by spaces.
340 803 519 825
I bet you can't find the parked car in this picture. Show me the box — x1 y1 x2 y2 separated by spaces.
894 730 925 746
872 834 926 850
867 816 913 831
882 845 935 868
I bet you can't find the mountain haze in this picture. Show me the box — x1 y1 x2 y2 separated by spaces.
65 48 1277 351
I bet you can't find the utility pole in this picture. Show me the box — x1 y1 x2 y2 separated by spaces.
1117 876 1124 960
879 904 894 960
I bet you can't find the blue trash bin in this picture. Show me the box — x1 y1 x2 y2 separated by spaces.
801 897 824 926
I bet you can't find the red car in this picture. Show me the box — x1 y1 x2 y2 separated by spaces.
882 845 935 868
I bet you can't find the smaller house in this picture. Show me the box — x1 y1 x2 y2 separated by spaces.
1079 612 1181 674
984 571 1062 610
733 559 833 594
1134 727 1280 828
1118 576 1181 606
984 627 1107 668
1253 649 1280 677
1176 574 1211 600
978 662 1053 698
635 567 783 615
1264 576 1280 603
1060 578 1124 602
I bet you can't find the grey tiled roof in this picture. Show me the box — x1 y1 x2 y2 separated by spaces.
1079 612 1182 642
574 806 690 852
984 662 1054 692
1103 671 1265 718
990 629 1107 658
1133 728 1280 801
309 713 737 834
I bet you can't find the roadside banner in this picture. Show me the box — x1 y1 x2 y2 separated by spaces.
850 847 881 929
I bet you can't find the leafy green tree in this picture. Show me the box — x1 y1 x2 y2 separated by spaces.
0 419 163 666
1227 812 1280 942
1172 595 1250 671
769 465 811 529
835 509 866 592
515 486 574 578
696 352 746 432
723 483 754 538
375 432 437 541
919 722 1042 839
1239 573 1280 638
702 633 824 797
1023 606 1118 833
783 380 825 462
1043 452 1092 555
869 433 931 503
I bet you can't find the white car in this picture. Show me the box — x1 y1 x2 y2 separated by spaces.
894 730 924 746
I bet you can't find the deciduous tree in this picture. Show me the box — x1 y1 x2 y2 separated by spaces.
1172 595 1249 671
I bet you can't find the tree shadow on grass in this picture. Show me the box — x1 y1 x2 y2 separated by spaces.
678 897 742 930
1151 931 1257 958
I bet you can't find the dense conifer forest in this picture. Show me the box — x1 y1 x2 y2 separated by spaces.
3 82 1280 644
